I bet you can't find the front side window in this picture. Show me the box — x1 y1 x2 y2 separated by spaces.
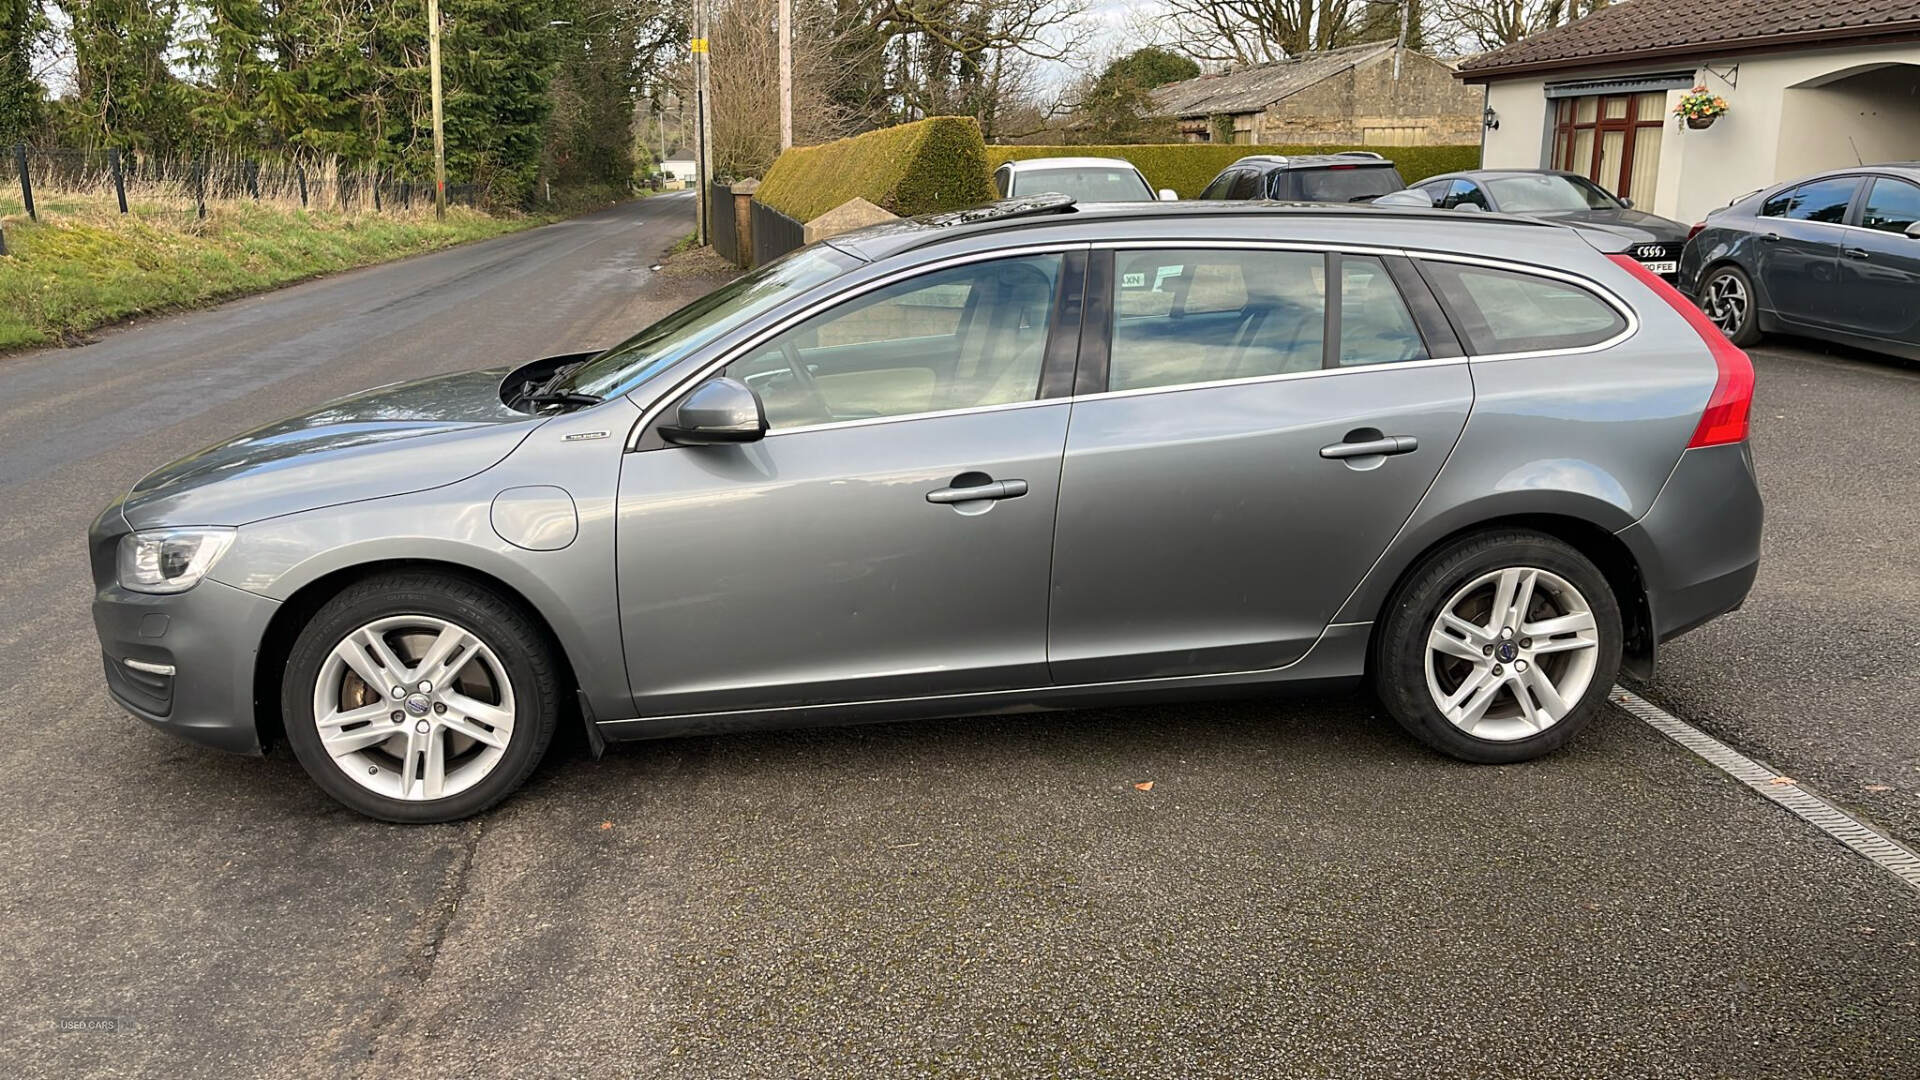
1448 180 1492 211
563 246 860 400
1420 261 1626 355
1861 177 1920 233
1108 249 1326 391
722 254 1062 431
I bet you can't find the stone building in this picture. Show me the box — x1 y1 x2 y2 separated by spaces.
1152 41 1484 146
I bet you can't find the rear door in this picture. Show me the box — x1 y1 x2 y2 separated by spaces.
1046 246 1472 682
1753 176 1858 327
1837 174 1920 344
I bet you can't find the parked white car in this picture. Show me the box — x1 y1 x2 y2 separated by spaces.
991 157 1177 203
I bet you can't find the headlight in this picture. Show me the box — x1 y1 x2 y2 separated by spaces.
116 528 236 594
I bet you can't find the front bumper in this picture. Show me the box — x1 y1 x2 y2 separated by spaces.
1617 441 1764 646
90 506 280 754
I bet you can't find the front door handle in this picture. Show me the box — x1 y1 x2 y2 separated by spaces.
1320 436 1418 459
1761 232 1781 242
1844 247 1871 260
927 478 1028 504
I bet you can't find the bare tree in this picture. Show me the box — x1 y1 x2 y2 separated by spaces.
1129 0 1366 68
1422 0 1608 54
705 0 861 177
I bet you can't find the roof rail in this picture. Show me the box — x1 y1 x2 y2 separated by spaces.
916 193 1076 228
1334 150 1387 159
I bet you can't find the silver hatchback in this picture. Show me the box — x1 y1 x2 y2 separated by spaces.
90 198 1762 821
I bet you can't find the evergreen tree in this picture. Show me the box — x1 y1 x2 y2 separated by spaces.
1 0 44 144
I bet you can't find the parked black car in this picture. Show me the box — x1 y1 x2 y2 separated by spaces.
1198 152 1406 203
1678 164 1920 358
1405 170 1691 279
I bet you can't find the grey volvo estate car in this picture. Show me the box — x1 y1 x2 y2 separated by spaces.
91 196 1762 822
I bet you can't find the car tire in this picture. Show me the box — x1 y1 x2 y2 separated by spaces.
1699 264 1762 347
282 571 560 823
1374 531 1622 764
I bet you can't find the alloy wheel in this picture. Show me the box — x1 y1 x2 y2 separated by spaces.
1702 271 1748 337
1423 566 1600 742
311 615 517 801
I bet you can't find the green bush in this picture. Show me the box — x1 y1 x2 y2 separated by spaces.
756 117 997 223
984 143 1482 198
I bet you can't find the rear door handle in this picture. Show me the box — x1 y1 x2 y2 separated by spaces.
1320 436 1418 459
1761 232 1781 242
1844 247 1871 260
926 478 1028 504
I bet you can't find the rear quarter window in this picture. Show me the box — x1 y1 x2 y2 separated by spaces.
1419 261 1626 355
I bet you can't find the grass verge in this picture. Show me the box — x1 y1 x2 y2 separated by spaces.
0 202 544 351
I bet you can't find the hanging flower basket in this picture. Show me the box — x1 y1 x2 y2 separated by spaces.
1674 85 1728 129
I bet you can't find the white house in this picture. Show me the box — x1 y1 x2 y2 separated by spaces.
657 154 698 187
1458 0 1920 224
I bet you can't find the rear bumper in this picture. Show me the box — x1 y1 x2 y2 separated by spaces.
1617 441 1763 647
92 577 279 756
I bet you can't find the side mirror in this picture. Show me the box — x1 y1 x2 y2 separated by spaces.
1157 188 1179 202
1906 221 1920 239
659 377 767 445
1620 197 1634 208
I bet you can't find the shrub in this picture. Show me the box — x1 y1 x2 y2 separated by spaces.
984 143 1483 198
756 116 996 223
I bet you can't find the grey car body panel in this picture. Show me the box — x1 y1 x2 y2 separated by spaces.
89 201 1758 756
121 367 546 528
1616 442 1763 643
1414 170 1691 246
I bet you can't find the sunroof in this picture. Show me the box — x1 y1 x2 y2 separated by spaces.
916 193 1077 228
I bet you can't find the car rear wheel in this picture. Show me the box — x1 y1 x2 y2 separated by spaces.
282 572 559 822
1699 264 1761 346
1375 531 1622 763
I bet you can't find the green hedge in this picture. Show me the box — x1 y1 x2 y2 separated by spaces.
984 143 1482 199
756 116 997 223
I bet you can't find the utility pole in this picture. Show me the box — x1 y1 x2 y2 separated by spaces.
693 0 712 245
778 0 793 150
428 0 447 219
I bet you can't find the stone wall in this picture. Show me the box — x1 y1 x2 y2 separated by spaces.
1175 50 1483 146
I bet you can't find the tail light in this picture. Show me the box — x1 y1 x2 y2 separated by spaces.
1686 222 1704 243
1607 254 1753 447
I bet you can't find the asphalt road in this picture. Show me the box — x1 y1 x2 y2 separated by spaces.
2 196 1916 1078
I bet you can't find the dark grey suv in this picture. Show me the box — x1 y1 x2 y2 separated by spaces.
1679 164 1920 358
1199 152 1406 203
91 197 1761 821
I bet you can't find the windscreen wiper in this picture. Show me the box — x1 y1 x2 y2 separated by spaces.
524 389 603 411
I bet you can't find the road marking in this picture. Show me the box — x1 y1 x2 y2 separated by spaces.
1612 686 1920 894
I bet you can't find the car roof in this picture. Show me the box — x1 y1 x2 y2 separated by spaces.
1419 169 1592 184
1235 152 1395 171
1001 157 1144 173
825 195 1579 264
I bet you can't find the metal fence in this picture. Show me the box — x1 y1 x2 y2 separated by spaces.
750 199 806 267
4 143 482 224
708 180 738 265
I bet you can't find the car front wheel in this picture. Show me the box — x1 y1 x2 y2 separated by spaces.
1375 531 1622 763
1699 264 1761 346
282 572 559 822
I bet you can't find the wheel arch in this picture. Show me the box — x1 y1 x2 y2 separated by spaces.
251 558 587 752
1362 512 1653 683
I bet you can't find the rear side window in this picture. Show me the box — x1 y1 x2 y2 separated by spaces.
1760 177 1860 223
1338 256 1428 366
1109 248 1326 390
1296 166 1405 203
1419 262 1626 355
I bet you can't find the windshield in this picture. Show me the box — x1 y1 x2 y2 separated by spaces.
1483 174 1622 213
1296 166 1405 203
1012 166 1154 203
558 246 860 399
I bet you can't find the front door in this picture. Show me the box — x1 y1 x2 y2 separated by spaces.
616 252 1080 717
1838 174 1920 345
1754 175 1859 328
1047 247 1472 683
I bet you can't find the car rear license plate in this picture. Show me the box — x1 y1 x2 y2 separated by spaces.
1641 259 1678 275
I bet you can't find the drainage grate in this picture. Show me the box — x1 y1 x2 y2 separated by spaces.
1611 686 1920 894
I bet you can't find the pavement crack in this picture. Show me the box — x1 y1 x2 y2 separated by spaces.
346 816 488 1076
